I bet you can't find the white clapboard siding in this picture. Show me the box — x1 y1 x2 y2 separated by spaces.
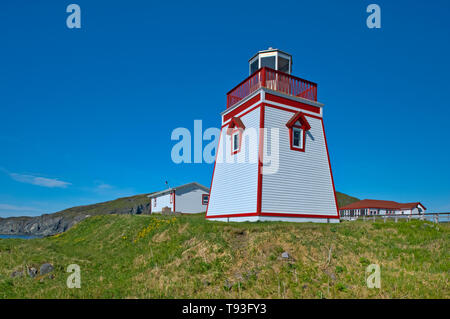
152 193 174 213
175 185 209 214
262 106 337 216
207 107 260 216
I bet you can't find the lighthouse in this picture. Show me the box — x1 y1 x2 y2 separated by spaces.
206 48 339 223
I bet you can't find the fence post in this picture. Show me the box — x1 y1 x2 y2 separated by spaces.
373 216 376 222
434 214 438 224
395 216 398 223
383 216 386 223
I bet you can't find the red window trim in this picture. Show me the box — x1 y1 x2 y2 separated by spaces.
227 116 245 156
286 112 311 153
202 194 209 205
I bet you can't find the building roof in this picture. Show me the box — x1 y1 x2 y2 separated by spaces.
340 199 426 210
285 112 311 131
248 47 292 63
226 117 246 135
147 182 209 198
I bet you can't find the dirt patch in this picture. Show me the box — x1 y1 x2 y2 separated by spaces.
133 254 148 268
153 229 170 243
178 223 188 234
225 228 249 250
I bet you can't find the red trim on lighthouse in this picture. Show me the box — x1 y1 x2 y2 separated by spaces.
205 212 340 219
227 117 245 156
222 103 263 128
257 104 265 214
173 191 176 213
286 112 311 131
265 93 321 114
226 117 246 135
265 103 322 120
224 94 261 122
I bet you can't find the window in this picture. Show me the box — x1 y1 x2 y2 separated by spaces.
170 192 174 204
153 198 156 207
227 117 245 155
278 56 290 73
250 59 259 74
202 194 209 205
233 132 239 152
292 127 303 149
286 112 310 152
231 129 243 155
288 124 306 152
260 56 275 69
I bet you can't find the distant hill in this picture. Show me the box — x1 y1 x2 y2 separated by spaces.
49 193 152 218
335 192 360 209
0 191 358 236
0 193 152 237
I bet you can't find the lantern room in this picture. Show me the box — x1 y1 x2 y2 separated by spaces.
249 47 292 75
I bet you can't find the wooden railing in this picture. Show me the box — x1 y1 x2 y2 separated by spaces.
226 67 317 109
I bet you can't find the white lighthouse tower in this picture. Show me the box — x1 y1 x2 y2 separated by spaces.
206 48 339 223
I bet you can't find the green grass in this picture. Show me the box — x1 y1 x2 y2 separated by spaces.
0 214 448 298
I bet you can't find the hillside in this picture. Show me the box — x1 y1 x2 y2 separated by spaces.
0 191 357 237
335 191 359 209
0 193 152 236
0 214 448 298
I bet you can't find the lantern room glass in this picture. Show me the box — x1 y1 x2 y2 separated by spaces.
249 49 292 75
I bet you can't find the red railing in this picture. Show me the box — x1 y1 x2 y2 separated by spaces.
227 67 317 108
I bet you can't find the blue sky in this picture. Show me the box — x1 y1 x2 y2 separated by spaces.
0 0 449 217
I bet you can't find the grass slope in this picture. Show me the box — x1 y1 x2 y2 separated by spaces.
0 214 448 298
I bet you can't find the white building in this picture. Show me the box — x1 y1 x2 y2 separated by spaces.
206 48 339 223
339 199 426 218
147 182 210 214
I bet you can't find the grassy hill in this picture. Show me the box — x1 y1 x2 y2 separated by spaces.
44 193 152 218
0 214 448 298
336 192 359 209
0 193 153 236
